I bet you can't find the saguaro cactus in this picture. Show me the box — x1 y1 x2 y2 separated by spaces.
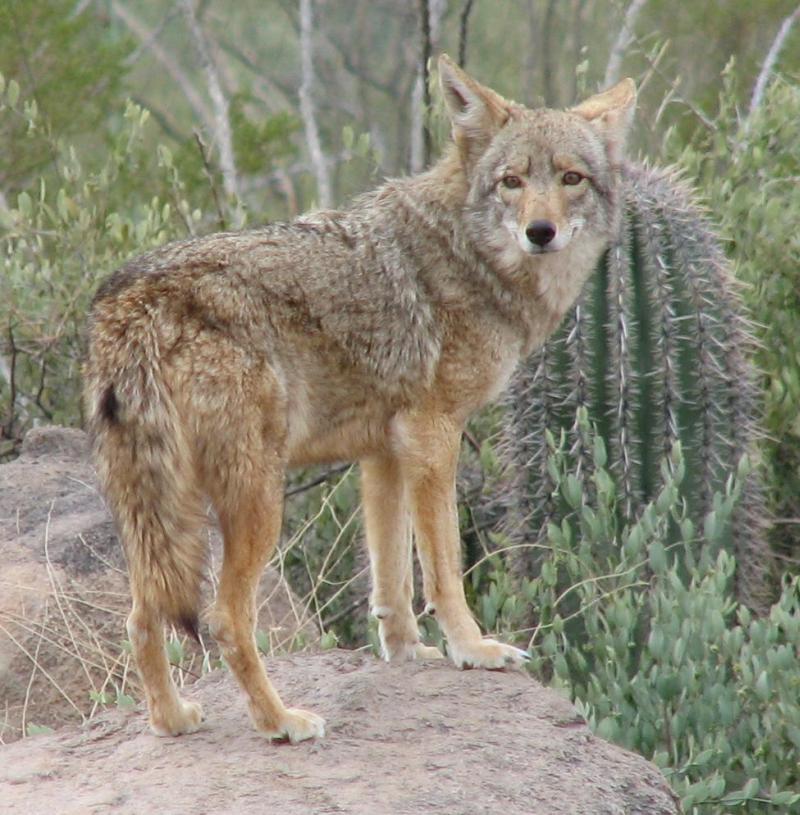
497 161 770 610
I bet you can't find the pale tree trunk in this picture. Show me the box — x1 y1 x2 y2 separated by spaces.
458 0 476 67
603 0 648 88
298 0 333 209
180 0 244 227
410 0 447 173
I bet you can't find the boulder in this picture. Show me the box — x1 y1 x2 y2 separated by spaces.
0 650 679 815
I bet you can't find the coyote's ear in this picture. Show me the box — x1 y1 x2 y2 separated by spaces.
571 78 636 165
438 54 513 165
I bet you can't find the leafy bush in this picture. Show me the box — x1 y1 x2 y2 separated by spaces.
472 414 800 813
0 75 361 458
0 79 214 455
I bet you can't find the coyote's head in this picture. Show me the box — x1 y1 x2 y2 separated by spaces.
439 55 635 268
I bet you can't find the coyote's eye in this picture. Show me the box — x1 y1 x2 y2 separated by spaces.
501 175 522 189
562 171 584 186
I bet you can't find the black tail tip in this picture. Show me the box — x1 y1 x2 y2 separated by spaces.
99 384 120 424
177 613 201 643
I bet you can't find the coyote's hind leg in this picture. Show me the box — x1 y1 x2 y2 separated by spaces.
207 448 324 743
361 454 443 661
127 600 203 736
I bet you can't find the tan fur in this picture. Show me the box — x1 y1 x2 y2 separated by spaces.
83 55 635 742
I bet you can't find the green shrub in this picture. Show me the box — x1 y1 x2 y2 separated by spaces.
474 414 800 813
0 75 361 458
0 79 211 455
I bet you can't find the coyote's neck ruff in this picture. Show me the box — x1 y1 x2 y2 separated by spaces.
84 56 635 743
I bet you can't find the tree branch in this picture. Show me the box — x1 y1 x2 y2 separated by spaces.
541 0 557 103
419 0 432 168
214 35 295 110
603 0 648 88
458 0 476 67
180 0 243 226
107 0 213 129
748 3 800 120
298 0 333 208
410 0 446 173
2 327 18 439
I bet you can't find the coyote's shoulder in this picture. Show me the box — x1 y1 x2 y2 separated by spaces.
84 55 635 743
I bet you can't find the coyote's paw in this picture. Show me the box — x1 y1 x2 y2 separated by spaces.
150 698 204 737
448 638 530 670
261 707 326 744
413 642 446 660
383 639 445 662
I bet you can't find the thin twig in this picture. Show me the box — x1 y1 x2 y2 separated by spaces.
462 429 481 456
193 129 227 231
43 501 96 692
747 4 800 121
0 610 125 676
284 464 351 498
321 596 368 630
21 601 47 736
638 46 717 132
180 0 244 226
0 621 85 718
298 0 333 208
108 0 213 128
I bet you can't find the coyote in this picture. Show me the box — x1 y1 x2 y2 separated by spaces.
84 55 635 743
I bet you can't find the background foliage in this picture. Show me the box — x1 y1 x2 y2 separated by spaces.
2 1 800 812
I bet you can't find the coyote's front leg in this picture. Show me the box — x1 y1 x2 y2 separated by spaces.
361 454 443 661
394 411 529 669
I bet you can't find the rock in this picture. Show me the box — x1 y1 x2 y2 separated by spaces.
0 429 679 812
0 427 318 742
0 650 679 814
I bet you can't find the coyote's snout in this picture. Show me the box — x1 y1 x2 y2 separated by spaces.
498 165 590 256
84 55 635 743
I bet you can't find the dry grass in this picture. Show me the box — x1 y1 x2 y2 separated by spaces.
0 465 369 742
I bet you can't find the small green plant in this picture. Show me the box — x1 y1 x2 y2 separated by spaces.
319 630 339 650
166 636 186 666
115 690 136 711
25 723 55 737
88 690 111 706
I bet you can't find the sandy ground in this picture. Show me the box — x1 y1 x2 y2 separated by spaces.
1 649 679 815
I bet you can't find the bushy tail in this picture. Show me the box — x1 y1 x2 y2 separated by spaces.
85 338 207 638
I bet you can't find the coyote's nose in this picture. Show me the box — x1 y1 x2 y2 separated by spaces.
525 220 556 247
